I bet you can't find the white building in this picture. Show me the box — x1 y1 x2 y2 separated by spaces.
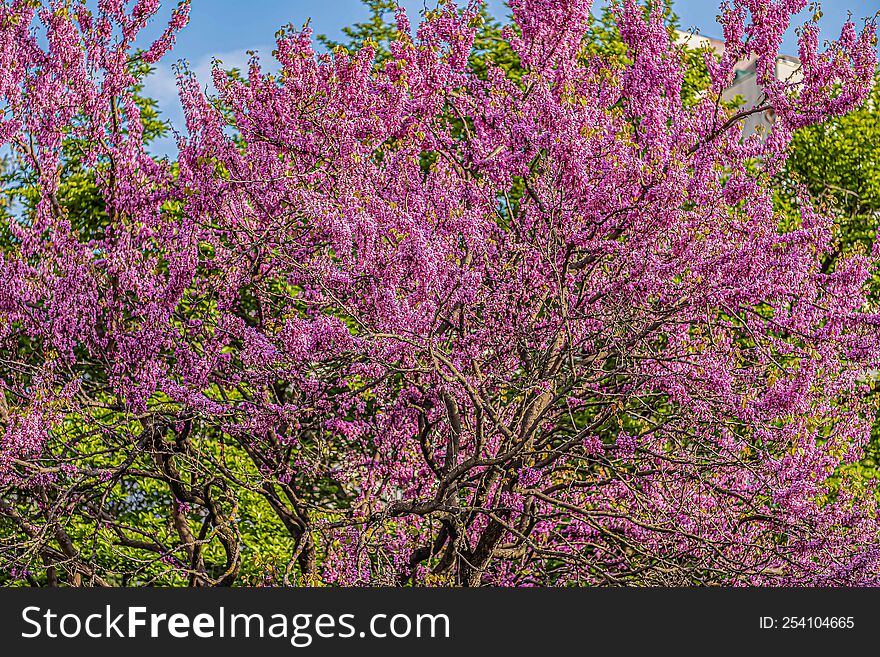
675 30 803 137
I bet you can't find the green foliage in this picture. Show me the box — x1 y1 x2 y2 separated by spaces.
781 78 880 268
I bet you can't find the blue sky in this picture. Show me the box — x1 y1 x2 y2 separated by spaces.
138 0 880 154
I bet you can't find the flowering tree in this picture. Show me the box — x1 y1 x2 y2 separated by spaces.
1 0 879 586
